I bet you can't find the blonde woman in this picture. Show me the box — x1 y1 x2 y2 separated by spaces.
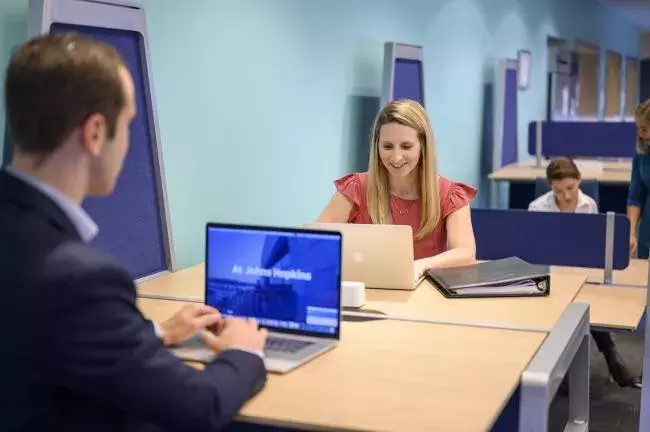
317 99 477 280
628 99 650 258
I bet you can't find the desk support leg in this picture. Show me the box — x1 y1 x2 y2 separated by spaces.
639 260 650 431
519 303 590 432
602 211 615 285
567 335 590 431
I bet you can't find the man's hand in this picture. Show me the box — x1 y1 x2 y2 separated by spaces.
159 304 222 346
201 317 268 354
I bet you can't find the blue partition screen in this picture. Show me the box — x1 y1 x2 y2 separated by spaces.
50 23 166 279
501 68 518 166
471 209 630 269
527 121 637 158
393 58 424 105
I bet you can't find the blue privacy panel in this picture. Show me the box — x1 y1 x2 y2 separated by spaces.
501 68 518 166
393 59 424 105
527 121 637 158
50 22 166 279
471 209 630 269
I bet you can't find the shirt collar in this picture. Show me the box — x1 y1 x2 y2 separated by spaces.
546 189 590 211
5 168 98 242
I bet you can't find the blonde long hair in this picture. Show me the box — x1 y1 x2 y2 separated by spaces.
366 99 440 241
635 99 650 154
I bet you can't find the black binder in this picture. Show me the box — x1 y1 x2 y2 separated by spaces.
425 257 551 299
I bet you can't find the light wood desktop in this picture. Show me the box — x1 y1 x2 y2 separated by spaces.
489 161 631 184
553 258 648 286
138 297 546 432
362 274 585 331
573 284 646 330
138 264 585 331
552 259 648 330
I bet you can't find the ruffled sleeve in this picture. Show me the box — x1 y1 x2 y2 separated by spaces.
440 178 477 220
334 172 366 221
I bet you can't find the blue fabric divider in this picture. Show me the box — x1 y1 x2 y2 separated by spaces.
393 58 424 105
472 208 630 269
527 121 637 158
501 68 518 166
50 22 167 279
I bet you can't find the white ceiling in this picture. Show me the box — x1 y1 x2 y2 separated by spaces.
596 0 650 29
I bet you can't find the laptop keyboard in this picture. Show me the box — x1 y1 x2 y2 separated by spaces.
264 336 313 354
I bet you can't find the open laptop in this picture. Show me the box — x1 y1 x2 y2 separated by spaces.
169 223 342 374
308 223 415 290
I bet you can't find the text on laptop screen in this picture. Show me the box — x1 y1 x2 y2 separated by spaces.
206 226 341 335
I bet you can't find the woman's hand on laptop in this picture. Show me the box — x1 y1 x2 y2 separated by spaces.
159 304 223 346
413 259 428 284
201 317 268 355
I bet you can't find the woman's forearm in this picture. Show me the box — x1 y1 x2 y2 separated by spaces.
420 247 476 270
627 205 641 234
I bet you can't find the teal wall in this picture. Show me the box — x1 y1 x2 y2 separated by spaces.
0 0 642 269
0 0 27 167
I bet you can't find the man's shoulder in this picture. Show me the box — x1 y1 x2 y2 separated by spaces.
45 241 132 291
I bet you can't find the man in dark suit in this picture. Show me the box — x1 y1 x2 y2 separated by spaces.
0 33 268 431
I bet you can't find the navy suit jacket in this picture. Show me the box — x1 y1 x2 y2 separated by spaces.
0 170 266 431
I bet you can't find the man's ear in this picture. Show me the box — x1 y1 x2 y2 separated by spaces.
80 113 107 157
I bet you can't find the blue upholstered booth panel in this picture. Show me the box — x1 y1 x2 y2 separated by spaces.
472 209 630 269
393 58 424 105
501 68 518 166
527 122 637 158
50 23 167 279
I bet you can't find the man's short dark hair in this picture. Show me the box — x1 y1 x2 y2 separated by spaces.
4 32 127 156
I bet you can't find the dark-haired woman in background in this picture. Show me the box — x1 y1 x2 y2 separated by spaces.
529 157 641 388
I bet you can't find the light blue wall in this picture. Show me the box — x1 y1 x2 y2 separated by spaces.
0 0 642 269
0 0 27 166
142 0 640 269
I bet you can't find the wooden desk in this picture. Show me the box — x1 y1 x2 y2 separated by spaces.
138 264 205 298
488 161 631 185
138 298 546 432
362 274 585 331
138 264 584 332
573 284 646 330
553 259 648 286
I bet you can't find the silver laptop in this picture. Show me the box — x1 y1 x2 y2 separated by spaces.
309 223 416 290
170 223 342 374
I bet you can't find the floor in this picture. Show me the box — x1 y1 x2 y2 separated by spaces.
550 330 644 431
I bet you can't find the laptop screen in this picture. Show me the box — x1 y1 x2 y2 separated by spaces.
205 224 342 337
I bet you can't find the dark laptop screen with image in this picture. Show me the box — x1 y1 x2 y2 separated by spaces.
205 226 341 336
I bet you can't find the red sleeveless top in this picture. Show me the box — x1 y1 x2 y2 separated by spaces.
335 172 476 260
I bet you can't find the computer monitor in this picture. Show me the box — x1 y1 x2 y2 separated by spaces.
205 223 342 337
382 42 425 107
